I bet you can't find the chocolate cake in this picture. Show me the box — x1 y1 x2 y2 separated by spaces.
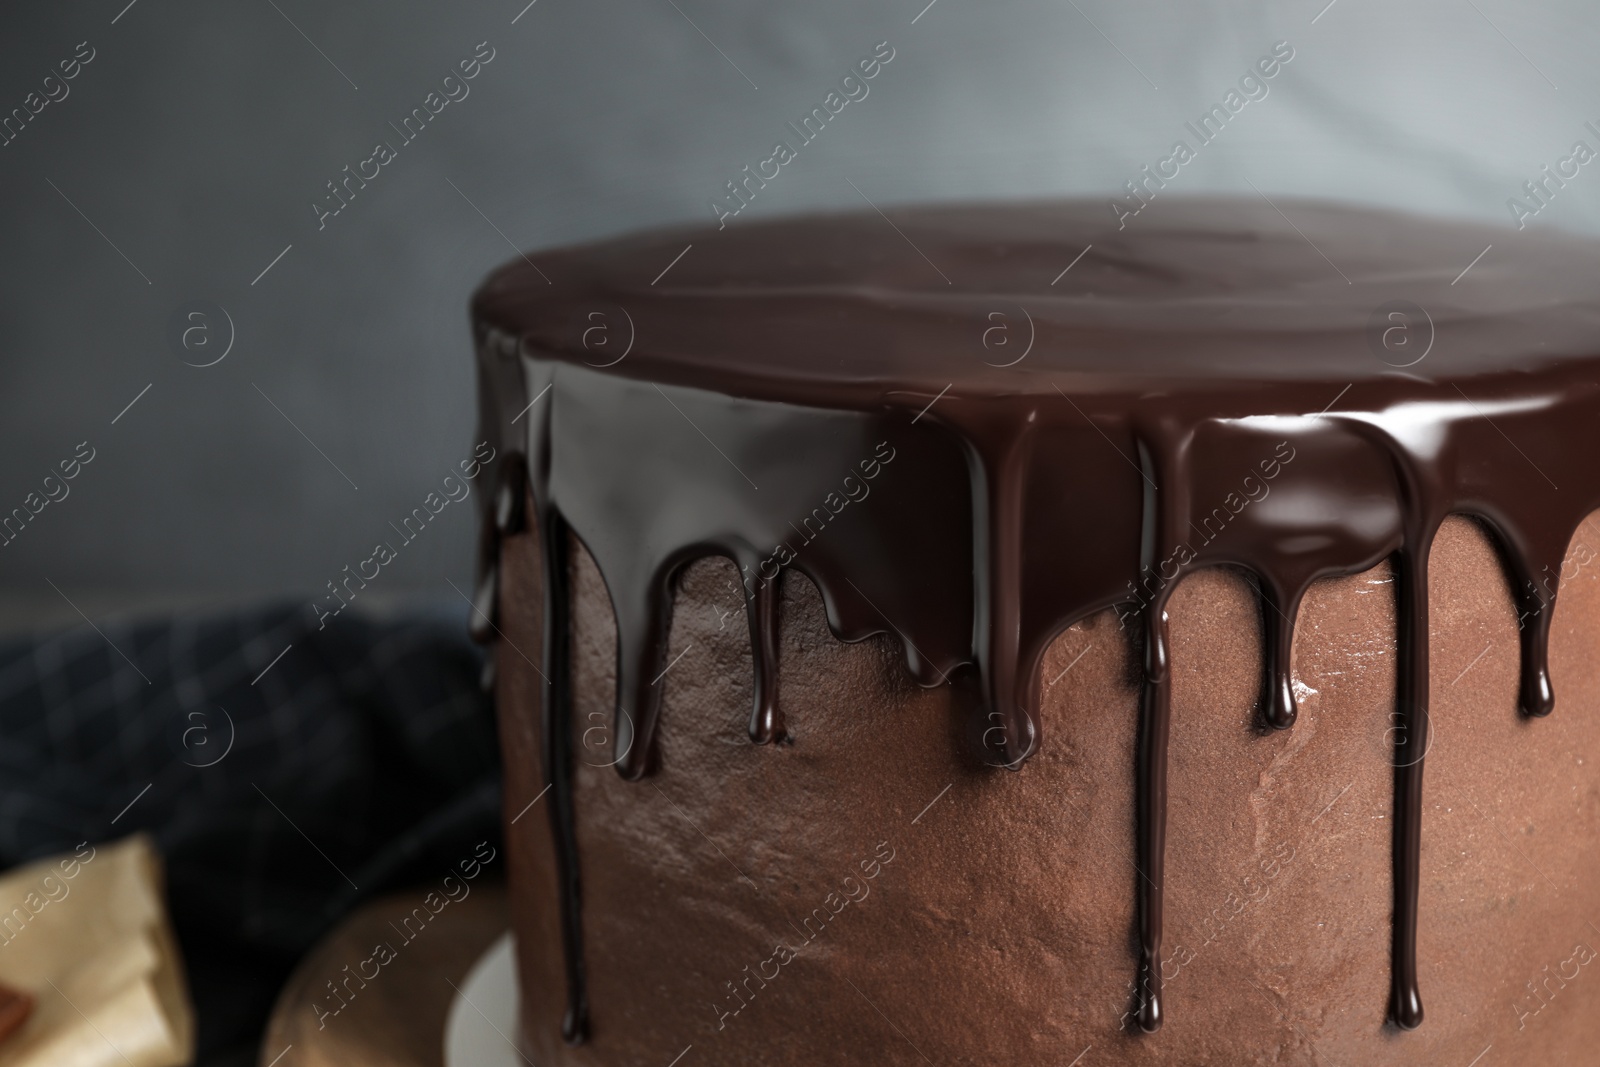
469 199 1600 1063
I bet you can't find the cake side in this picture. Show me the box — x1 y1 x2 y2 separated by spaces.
495 511 1600 1065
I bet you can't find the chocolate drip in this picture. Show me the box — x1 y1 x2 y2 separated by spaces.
961 404 1042 769
610 566 676 782
1484 515 1563 719
470 199 1600 1043
472 343 591 1045
1512 575 1558 719
1339 416 1437 1031
1259 582 1303 730
539 505 589 1044
1390 541 1429 1031
744 574 783 744
1131 417 1191 1033
1135 596 1173 1033
516 361 590 1044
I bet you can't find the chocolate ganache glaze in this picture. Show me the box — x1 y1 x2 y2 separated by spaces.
468 197 1600 1043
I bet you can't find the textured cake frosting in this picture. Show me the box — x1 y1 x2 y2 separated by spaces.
469 199 1600 1059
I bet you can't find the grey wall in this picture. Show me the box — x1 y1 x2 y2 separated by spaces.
2 0 1598 622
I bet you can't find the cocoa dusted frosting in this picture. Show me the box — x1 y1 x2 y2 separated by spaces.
468 198 1600 1043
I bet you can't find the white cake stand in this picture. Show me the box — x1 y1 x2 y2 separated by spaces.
443 931 524 1067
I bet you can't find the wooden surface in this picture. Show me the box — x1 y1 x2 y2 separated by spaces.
258 884 508 1067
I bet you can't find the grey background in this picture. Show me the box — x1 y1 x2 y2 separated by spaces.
2 0 1597 626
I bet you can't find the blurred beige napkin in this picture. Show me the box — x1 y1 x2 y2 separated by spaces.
0 834 194 1067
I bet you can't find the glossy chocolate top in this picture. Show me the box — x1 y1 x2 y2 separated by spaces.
471 198 1600 1043
474 197 1600 400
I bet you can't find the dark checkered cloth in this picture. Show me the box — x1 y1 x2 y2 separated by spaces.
0 602 500 1067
